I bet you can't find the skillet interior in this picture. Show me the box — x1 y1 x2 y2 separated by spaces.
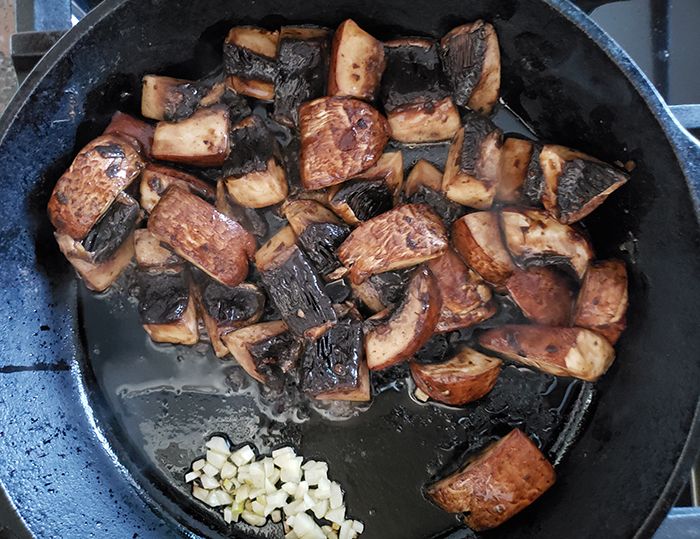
1 0 700 538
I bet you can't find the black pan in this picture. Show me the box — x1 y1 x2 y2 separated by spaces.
1 0 700 538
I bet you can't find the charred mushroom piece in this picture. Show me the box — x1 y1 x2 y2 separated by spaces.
328 19 385 101
442 112 502 209
426 429 555 531
215 179 269 240
274 27 332 126
48 133 145 240
194 273 265 357
137 265 199 345
351 267 413 313
140 163 215 213
365 267 442 370
452 212 515 287
539 144 629 224
283 200 352 276
141 75 210 122
223 115 288 208
338 203 448 284
299 316 371 401
404 158 443 198
351 151 404 205
55 231 135 292
440 20 501 115
298 96 391 190
408 184 467 232
81 192 141 265
573 259 628 344
479 325 615 381
328 178 393 226
134 229 182 267
410 346 501 405
500 208 594 280
148 187 256 287
151 105 230 167
224 27 279 100
222 320 302 388
497 136 533 203
380 39 460 143
505 266 574 326
255 226 338 338
520 142 545 207
428 248 495 333
104 111 155 157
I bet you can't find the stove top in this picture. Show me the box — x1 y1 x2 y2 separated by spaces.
1 0 699 537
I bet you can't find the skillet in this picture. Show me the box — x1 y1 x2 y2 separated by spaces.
2 0 700 537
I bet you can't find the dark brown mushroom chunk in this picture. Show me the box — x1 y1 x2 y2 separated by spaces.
141 75 212 122
573 259 628 344
410 346 501 405
140 163 215 213
440 20 501 115
255 226 338 339
380 38 460 142
365 267 442 371
223 115 288 208
298 96 391 190
497 136 533 203
136 265 199 345
426 429 555 531
442 112 502 209
224 27 279 100
337 203 448 284
148 187 256 287
479 324 615 381
274 27 332 126
505 266 574 326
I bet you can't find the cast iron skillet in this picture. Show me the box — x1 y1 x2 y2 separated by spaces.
2 0 700 538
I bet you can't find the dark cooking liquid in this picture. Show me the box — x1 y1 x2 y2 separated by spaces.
78 105 596 539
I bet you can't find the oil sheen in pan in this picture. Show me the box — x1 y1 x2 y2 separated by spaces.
77 105 596 539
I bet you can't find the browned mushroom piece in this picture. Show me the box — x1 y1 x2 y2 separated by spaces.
133 229 182 268
328 19 385 101
223 115 288 208
452 211 515 288
141 75 214 122
440 20 501 115
255 226 337 339
351 151 404 204
337 203 448 284
404 159 443 198
428 247 495 333
479 324 615 381
426 429 555 531
538 144 629 224
103 111 156 157
215 179 269 240
410 346 501 405
48 133 145 241
505 266 574 326
55 231 135 292
274 26 333 126
136 265 200 345
442 112 502 209
573 259 628 344
497 136 533 203
500 207 594 280
140 163 215 213
194 273 266 358
298 96 391 190
148 187 256 287
299 314 371 401
365 267 442 371
222 320 302 388
151 105 230 167
380 39 461 143
224 27 279 100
